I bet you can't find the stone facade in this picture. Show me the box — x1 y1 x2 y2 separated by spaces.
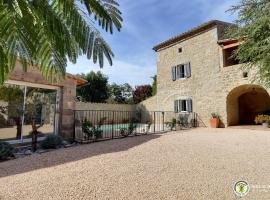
137 96 158 111
148 21 270 127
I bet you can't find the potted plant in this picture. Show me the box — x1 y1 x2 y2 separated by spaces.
165 118 177 131
255 115 270 128
210 112 220 128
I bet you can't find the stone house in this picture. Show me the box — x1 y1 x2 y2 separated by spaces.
146 20 270 127
0 60 87 143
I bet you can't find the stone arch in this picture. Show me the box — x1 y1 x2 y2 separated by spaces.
227 84 270 126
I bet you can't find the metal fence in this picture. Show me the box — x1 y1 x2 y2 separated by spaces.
74 110 199 143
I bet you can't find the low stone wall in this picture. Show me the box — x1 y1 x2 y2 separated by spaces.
136 96 159 123
76 102 136 111
75 102 136 124
136 96 158 111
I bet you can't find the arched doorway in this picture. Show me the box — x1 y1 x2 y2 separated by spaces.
227 84 270 126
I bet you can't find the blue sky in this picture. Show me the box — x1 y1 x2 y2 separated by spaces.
67 0 239 87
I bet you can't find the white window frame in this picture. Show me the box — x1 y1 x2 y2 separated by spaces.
175 97 192 113
173 62 191 80
177 64 186 79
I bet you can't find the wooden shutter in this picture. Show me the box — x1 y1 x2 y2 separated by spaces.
176 65 180 79
187 99 193 112
177 65 183 79
174 100 178 113
178 100 182 112
171 66 176 81
185 62 191 78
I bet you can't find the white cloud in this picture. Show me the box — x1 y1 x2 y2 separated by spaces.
66 57 156 87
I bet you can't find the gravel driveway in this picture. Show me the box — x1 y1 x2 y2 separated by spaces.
1 128 270 200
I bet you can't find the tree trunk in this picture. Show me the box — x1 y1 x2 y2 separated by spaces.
15 117 22 139
31 119 38 152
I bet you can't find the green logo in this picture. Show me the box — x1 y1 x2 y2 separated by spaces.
233 180 250 197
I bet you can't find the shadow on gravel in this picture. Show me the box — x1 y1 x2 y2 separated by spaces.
0 134 161 178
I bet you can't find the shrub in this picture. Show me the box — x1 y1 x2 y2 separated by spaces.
119 127 128 137
255 115 270 124
211 112 220 119
82 120 94 139
94 128 103 139
41 135 63 149
128 122 137 134
0 142 14 160
82 119 104 140
0 114 7 128
165 118 177 131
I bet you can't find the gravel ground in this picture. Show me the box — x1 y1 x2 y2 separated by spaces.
1 128 270 200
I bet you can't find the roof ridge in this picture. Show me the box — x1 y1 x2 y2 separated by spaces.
153 20 235 51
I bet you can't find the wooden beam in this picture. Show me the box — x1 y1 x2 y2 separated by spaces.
222 42 241 49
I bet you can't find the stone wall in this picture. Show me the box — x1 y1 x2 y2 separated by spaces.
75 102 136 124
76 102 136 111
136 96 158 111
155 27 222 126
153 25 268 127
60 78 77 139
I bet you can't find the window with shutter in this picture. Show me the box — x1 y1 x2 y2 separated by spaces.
174 98 193 113
173 62 191 80
187 99 193 112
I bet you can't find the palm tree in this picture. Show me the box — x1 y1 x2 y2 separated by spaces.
0 0 122 84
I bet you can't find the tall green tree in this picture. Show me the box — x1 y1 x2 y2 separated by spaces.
0 0 122 84
77 71 109 102
151 75 157 96
108 83 133 104
228 0 270 86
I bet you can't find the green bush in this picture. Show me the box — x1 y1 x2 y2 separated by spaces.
0 142 14 160
82 119 104 140
41 135 63 149
165 118 177 131
128 122 137 134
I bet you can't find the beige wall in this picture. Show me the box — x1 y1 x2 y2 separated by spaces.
75 102 136 125
136 96 158 111
151 25 269 127
76 102 136 111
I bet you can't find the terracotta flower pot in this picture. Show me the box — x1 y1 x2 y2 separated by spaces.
210 118 219 128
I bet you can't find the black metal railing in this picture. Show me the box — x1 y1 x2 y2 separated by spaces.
74 110 199 143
